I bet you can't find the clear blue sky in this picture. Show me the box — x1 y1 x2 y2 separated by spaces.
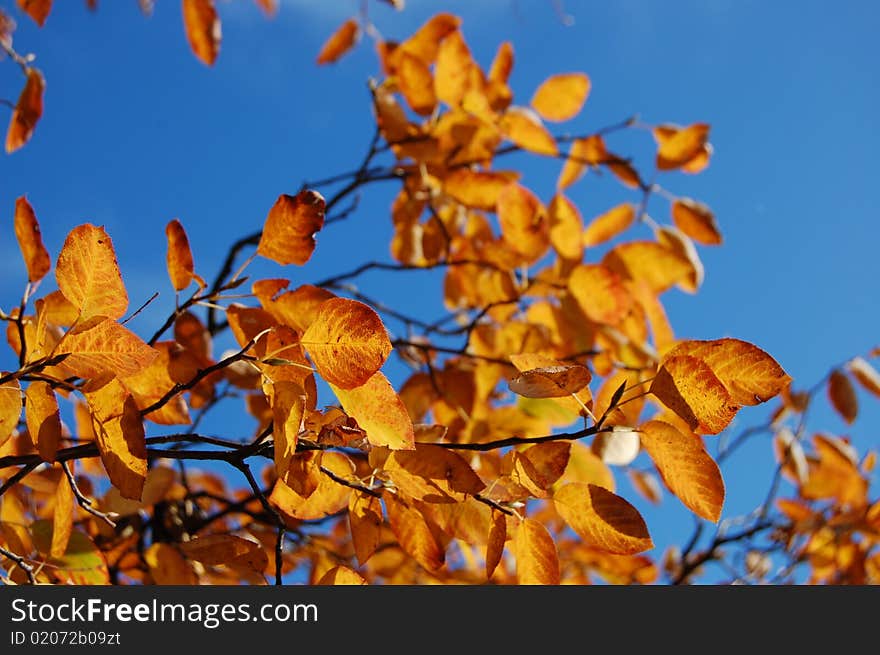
1 0 878 581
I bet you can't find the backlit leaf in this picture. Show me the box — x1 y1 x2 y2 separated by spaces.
0 378 21 448
500 106 558 156
6 68 45 153
50 466 74 559
165 219 195 291
568 264 632 325
385 443 485 502
557 135 607 189
656 123 710 170
385 492 445 571
257 190 326 266
602 241 692 294
397 52 437 116
301 297 391 390
672 198 722 245
269 451 354 520
434 29 473 107
329 371 415 450
847 357 880 398
14 196 51 283
497 183 550 264
640 420 724 522
655 225 704 293
486 509 506 579
530 73 590 122
317 565 367 585
514 518 560 584
548 194 583 261
650 355 739 435
25 381 61 462
271 380 306 478
60 319 158 379
582 203 634 248
182 0 220 66
145 543 197 584
444 169 520 211
395 13 460 66
180 534 268 573
828 369 858 424
55 224 128 322
17 0 52 26
508 364 591 399
349 491 383 566
120 341 191 425
316 18 359 65
554 483 653 554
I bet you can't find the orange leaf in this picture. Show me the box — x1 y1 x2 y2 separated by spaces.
271 380 306 478
165 219 195 291
557 135 607 190
656 123 710 170
434 29 473 107
508 364 591 399
6 67 45 154
514 518 560 584
581 202 634 247
385 444 485 502
328 371 415 450
349 490 383 566
182 0 220 66
500 107 558 156
602 241 692 294
640 420 725 522
548 194 583 261
145 543 197 584
488 41 514 83
301 297 391 390
257 190 326 266
847 357 880 398
253 280 336 333
13 196 51 283
662 338 791 406
25 381 62 462
530 72 590 122
0 378 21 448
397 52 437 116
254 0 276 17
512 441 571 495
486 509 506 579
672 198 722 245
828 369 858 424
50 467 74 559
443 169 520 211
270 451 354 520
316 18 359 65
59 319 158 379
17 0 52 26
497 183 550 264
650 355 739 435
316 565 367 585
554 483 653 554
394 13 460 67
84 378 147 500
568 264 632 325
120 341 191 425
180 534 268 573
384 492 445 571
55 224 128 322
655 225 704 293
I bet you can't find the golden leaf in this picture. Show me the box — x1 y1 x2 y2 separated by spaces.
50 466 74 559
349 490 383 566
397 51 437 115
394 13 460 67
316 565 367 585
497 183 550 263
384 492 445 571
514 518 560 584
180 534 268 573
530 72 590 122
269 451 354 520
500 106 559 156
329 371 415 450
828 369 858 424
582 203 635 247
257 190 326 266
548 194 584 261
486 509 506 579
271 380 306 478
120 341 191 425
434 29 473 107
182 0 221 66
145 543 197 584
0 378 21 448
443 169 520 211
59 319 159 379
385 444 485 502
554 483 653 554
13 196 51 283
656 123 710 170
602 241 692 294
557 135 607 189
671 198 722 245
5 67 44 153
30 521 110 585
568 264 632 325
165 218 195 291
650 355 739 435
25 381 62 462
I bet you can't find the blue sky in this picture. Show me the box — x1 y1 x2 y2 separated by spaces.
1 0 878 582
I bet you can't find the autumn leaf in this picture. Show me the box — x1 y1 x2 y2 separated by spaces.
0 378 21 447
254 0 276 17
656 123 710 170
655 226 704 293
25 381 62 462
486 509 506 579
55 224 128 322
384 492 445 571
17 0 52 26
257 190 326 266
443 169 520 211
316 18 359 65
328 371 415 450
182 0 221 66
602 241 692 294
497 183 550 263
640 420 725 522
316 565 367 585
554 483 653 555
514 518 560 584
508 364 591 399
847 357 880 398
180 534 268 573
349 491 383 565
568 264 632 325
672 198 722 245
548 194 584 261
50 468 74 559
13 196 51 283
59 319 158 379
394 13 460 67
165 219 195 291
6 67 45 154
270 451 354 520
385 444 484 502
530 73 590 122
650 355 739 435
500 107 558 156
828 369 858 424
271 380 306 478
30 521 110 585
581 203 635 248
397 52 437 116
557 135 607 189
145 543 197 584
434 29 473 107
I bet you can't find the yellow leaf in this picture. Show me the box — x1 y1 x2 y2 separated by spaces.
582 203 635 247
650 355 739 435
180 534 268 573
385 443 485 502
801 434 867 507
828 369 858 424
182 0 221 66
25 381 62 462
397 52 437 116
500 106 558 156
486 509 506 579
548 194 584 261
655 225 704 293
30 521 110 585
269 451 354 520
120 341 191 425
59 319 159 379
568 264 632 325
656 123 710 170
328 371 415 450
385 495 445 573
316 18 359 65
672 198 722 245
514 518 560 584
165 218 195 291
530 73 590 122
554 483 653 555
253 280 336 333
50 467 74 559
16 0 52 27
640 420 725 522
271 380 306 478
55 224 128 322
557 134 607 189
394 13 460 67
13 196 51 283
145 543 197 584
5 67 44 153
257 190 326 266
847 357 880 398
316 565 367 585
497 183 550 264
508 364 591 399
349 490 383 566
602 241 692 294
0 378 21 448
301 297 392 390
434 29 473 107
511 441 571 496
443 169 520 211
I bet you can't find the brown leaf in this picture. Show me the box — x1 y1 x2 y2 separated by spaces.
180 534 268 573
16 0 52 26
828 369 858 424
554 483 653 555
650 355 739 435
672 198 722 245
59 319 159 379
6 67 45 154
25 381 62 462
530 73 590 122
257 190 325 266
13 196 51 283
514 518 560 584
182 0 220 66
508 364 591 400
165 219 195 291
640 420 725 521
316 18 359 65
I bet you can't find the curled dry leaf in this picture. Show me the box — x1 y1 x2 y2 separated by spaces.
182 0 221 66
6 67 45 154
508 364 591 399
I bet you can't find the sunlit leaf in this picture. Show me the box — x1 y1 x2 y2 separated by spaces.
497 183 550 263
165 218 195 291
500 106 558 156
384 492 445 571
0 378 21 448
17 0 52 26
182 0 221 66
514 518 560 584
317 18 360 65
60 319 159 379
145 543 197 584
13 196 51 283
828 369 858 424
557 135 607 189
180 534 268 573
847 357 880 398
602 241 692 294
31 521 110 585
530 73 590 122
486 509 506 579
671 198 722 245
394 13 460 66
443 169 520 211
548 194 583 261
270 451 354 520
650 355 739 435
50 466 74 558
568 264 632 325
316 565 367 585
434 29 473 107
656 123 710 170
25 381 61 462
257 190 326 266
508 364 591 399
271 380 306 478
349 491 383 566
385 443 484 502
120 341 191 425
554 483 653 554
396 51 437 116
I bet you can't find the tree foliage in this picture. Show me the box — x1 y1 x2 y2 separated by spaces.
1 1 878 586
